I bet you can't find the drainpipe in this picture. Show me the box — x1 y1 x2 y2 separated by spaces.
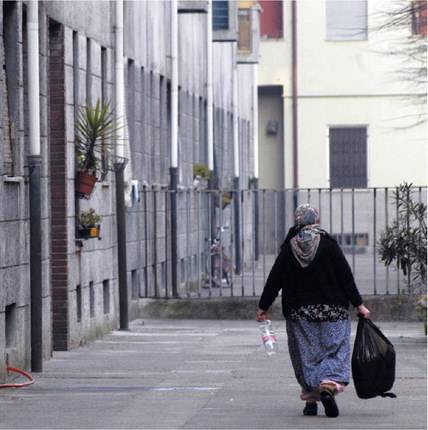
28 0 43 373
170 0 179 297
252 64 260 261
291 0 298 210
233 66 241 274
114 0 129 329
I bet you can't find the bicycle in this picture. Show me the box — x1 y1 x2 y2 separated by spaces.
202 225 233 288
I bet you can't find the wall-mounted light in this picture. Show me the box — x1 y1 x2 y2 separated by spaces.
266 120 279 136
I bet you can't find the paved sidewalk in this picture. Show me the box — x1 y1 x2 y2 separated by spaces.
0 320 426 429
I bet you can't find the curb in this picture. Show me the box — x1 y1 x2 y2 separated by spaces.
138 295 422 321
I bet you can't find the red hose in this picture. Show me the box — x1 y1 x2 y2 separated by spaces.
0 367 35 389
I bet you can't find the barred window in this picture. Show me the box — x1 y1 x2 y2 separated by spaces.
329 127 367 189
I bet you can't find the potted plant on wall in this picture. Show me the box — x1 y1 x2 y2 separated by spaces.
78 208 102 239
75 100 119 198
193 163 211 189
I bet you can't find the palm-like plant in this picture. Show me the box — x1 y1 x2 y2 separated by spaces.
75 100 119 176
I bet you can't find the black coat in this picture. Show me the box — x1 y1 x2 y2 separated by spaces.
258 227 363 319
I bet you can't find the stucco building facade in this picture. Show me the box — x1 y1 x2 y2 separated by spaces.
258 0 427 190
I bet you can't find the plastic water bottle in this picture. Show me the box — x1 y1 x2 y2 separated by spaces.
259 320 278 355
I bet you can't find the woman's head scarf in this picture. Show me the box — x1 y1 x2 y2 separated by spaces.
290 204 324 268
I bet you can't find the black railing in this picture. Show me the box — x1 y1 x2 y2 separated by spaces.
128 186 427 299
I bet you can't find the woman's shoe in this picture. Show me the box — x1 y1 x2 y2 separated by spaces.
303 401 318 416
319 388 339 418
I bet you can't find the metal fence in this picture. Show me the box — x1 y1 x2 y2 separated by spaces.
132 186 427 299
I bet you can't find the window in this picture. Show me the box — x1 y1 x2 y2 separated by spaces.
103 280 110 314
326 0 368 40
86 38 92 106
238 9 252 52
101 47 107 104
412 0 427 36
89 282 95 317
329 127 367 188
260 0 283 38
72 31 79 115
331 233 369 252
141 267 147 298
2 1 18 176
131 269 138 300
100 47 109 177
127 59 135 157
213 0 229 30
5 304 16 348
76 285 82 322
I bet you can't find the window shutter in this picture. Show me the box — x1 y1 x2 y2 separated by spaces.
412 0 427 36
260 0 283 38
212 0 229 30
326 0 368 40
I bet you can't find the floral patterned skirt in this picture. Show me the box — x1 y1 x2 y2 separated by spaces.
286 318 351 393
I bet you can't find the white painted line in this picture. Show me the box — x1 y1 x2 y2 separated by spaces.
111 332 218 337
148 386 219 392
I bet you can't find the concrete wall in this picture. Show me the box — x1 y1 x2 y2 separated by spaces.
0 1 52 378
0 0 259 376
258 0 427 189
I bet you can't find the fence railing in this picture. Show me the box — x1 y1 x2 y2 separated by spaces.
128 186 427 299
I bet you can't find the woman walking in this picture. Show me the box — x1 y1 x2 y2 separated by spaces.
256 204 370 418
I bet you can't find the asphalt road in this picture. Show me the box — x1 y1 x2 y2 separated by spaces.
0 320 426 429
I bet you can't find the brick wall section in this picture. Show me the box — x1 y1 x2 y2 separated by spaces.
48 22 69 351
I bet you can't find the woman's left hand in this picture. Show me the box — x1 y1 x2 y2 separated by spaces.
256 308 268 322
357 304 371 319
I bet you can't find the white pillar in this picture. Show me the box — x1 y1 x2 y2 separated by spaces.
115 0 125 158
233 66 239 178
253 64 259 179
28 0 40 156
207 0 214 172
171 0 179 169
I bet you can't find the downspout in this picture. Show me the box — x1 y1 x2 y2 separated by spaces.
114 0 129 329
291 0 298 209
233 65 241 274
170 0 179 297
28 0 43 372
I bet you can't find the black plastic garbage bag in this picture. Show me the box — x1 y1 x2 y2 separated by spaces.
352 316 397 399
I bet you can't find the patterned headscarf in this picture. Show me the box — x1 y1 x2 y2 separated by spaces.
290 204 324 268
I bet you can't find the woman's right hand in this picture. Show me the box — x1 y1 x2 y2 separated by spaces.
256 308 268 322
357 304 371 319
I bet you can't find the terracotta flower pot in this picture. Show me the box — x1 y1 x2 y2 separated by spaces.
76 171 97 199
78 225 101 240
